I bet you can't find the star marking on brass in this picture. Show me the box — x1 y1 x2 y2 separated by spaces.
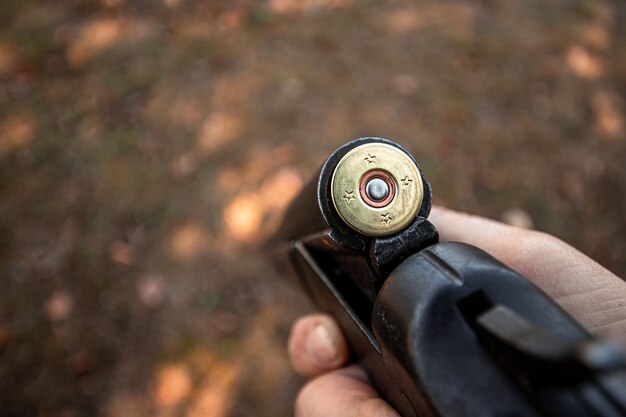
380 213 393 225
364 153 377 164
401 176 413 186
343 191 356 204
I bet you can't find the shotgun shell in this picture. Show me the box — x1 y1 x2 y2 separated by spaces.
330 143 423 236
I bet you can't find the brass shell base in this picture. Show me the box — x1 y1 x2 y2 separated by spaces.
330 143 423 237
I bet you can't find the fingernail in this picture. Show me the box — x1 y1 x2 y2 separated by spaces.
305 323 336 364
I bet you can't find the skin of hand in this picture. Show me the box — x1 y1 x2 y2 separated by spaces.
288 205 626 417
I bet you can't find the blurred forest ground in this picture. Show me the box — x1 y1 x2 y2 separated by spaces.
0 0 625 416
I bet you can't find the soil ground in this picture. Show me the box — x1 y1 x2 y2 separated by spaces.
0 1 625 416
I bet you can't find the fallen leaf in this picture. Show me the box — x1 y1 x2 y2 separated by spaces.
0 114 37 156
66 351 97 375
0 325 12 349
44 290 74 322
137 275 166 308
259 167 303 211
566 46 603 79
197 112 242 156
223 193 263 242
0 43 18 76
109 241 137 267
591 90 624 139
152 363 193 407
171 152 199 178
170 223 208 261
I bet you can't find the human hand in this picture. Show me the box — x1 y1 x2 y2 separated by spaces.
288 206 626 417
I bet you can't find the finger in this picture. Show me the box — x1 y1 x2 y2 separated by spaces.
428 206 626 336
429 205 522 248
288 314 349 377
295 364 399 417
